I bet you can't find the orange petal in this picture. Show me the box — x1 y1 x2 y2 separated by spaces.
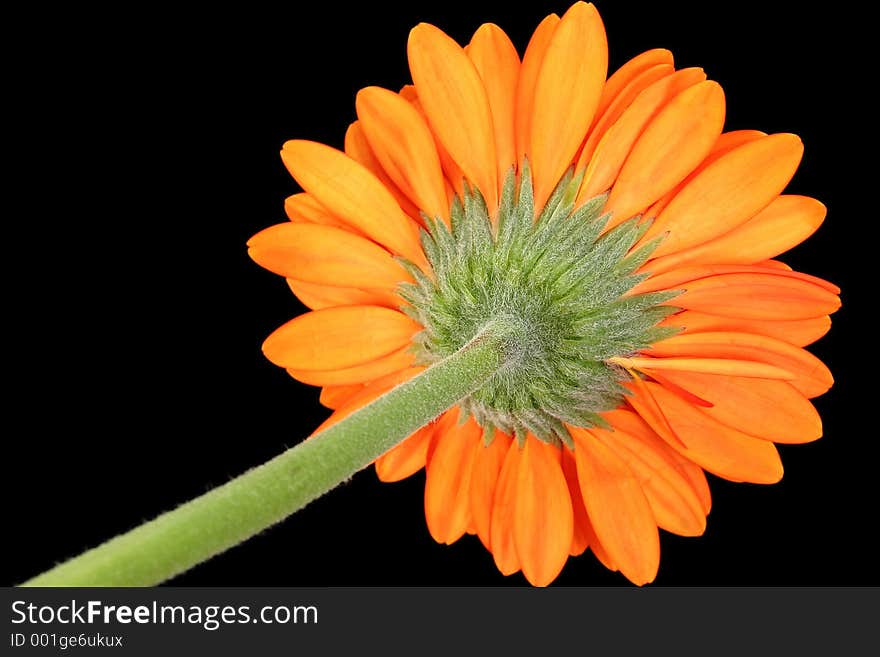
408 23 498 213
572 427 660 585
248 222 410 290
603 409 712 514
560 449 616 567
623 369 686 450
513 438 573 586
645 381 784 483
575 67 707 206
468 23 520 184
356 87 449 222
604 80 725 224
264 305 420 370
649 331 832 398
672 272 841 321
400 87 464 198
643 134 805 258
343 122 423 222
651 370 821 444
636 263 840 295
425 416 481 544
398 84 418 104
284 193 349 229
642 129 767 220
515 13 560 165
647 195 826 274
286 278 402 311
560 449 589 556
530 1 608 210
286 345 416 386
319 384 362 410
643 370 713 407
469 432 513 550
375 422 435 482
491 440 523 575
575 62 674 174
616 356 795 380
314 367 422 432
424 408 459 467
660 310 832 348
704 129 768 158
672 457 712 515
593 48 674 121
591 423 706 536
281 139 425 265
759 259 793 271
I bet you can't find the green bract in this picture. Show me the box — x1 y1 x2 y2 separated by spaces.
398 164 681 448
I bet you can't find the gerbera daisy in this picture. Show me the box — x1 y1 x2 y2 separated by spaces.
248 1 839 586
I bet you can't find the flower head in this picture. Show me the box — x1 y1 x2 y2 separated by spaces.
248 2 839 586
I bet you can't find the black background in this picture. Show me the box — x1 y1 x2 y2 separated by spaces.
7 1 872 586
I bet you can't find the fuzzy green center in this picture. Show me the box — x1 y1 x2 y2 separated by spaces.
398 165 679 447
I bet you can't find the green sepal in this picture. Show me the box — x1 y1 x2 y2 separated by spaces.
398 167 677 446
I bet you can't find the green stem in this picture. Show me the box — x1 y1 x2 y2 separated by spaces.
23 319 518 587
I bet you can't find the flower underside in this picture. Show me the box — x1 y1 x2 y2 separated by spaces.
399 164 681 448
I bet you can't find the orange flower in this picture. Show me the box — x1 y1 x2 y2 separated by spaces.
248 2 838 586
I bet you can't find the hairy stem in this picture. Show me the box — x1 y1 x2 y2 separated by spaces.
23 319 518 587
